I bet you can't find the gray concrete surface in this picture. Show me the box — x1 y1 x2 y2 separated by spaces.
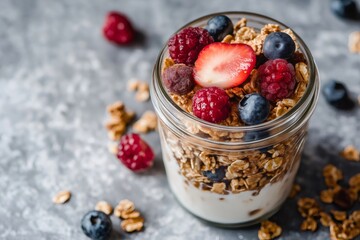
0 0 360 239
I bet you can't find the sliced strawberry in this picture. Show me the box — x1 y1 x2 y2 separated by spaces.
194 42 256 89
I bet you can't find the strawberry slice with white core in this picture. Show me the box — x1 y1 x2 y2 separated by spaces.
194 42 256 89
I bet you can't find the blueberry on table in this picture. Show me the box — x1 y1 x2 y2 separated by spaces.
331 0 359 19
81 210 112 240
322 80 354 110
205 15 233 42
202 166 226 182
238 94 270 125
263 32 296 60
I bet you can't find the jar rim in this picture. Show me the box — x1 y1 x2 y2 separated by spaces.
151 11 319 134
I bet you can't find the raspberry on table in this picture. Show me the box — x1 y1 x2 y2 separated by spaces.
162 64 195 95
168 27 214 65
192 87 230 123
258 59 296 102
117 133 154 172
102 11 135 45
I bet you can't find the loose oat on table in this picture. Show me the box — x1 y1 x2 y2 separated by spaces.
320 188 335 204
349 31 360 53
341 145 360 162
52 190 71 204
258 220 282 240
320 212 333 227
300 217 318 232
121 217 144 233
323 164 343 188
105 101 135 140
95 201 113 215
133 111 158 133
331 210 347 222
297 197 321 218
288 183 301 198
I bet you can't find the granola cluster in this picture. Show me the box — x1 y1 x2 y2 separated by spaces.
105 101 135 140
160 18 310 193
258 220 282 240
114 199 145 233
293 164 360 239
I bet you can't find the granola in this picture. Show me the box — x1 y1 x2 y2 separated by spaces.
52 190 71 204
258 220 282 240
95 201 113 215
133 111 157 133
105 101 135 140
341 145 360 162
114 199 145 232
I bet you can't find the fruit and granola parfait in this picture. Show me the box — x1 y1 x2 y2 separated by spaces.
151 12 319 226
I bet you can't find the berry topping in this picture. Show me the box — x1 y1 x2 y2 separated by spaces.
117 133 155 172
81 210 112 240
238 94 270 125
162 64 195 95
202 166 226 182
102 11 135 45
258 59 296 102
192 87 230 123
263 32 295 60
194 42 256 89
168 27 214 65
322 80 354 110
331 0 358 19
205 15 234 42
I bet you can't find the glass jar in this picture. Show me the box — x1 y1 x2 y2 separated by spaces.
150 12 319 227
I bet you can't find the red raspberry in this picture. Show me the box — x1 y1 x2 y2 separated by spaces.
117 133 154 172
102 11 135 45
168 27 214 65
258 59 296 102
192 87 230 123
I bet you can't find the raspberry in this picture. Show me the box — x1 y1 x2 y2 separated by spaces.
162 64 195 95
117 133 154 172
192 87 230 123
258 59 296 102
102 11 135 45
168 27 214 65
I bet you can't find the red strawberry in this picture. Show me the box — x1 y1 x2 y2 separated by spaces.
194 42 256 89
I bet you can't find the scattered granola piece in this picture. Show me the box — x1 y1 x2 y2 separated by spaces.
289 183 301 198
320 212 333 227
341 145 360 162
121 217 144 233
133 111 158 133
105 101 135 140
349 31 360 53
323 164 343 188
52 190 71 204
258 220 282 240
115 199 135 216
122 210 141 219
297 198 321 218
320 189 335 204
127 79 141 92
95 201 113 215
135 82 150 102
331 210 347 222
300 217 318 232
349 173 360 192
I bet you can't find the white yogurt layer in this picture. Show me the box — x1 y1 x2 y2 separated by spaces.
162 145 300 224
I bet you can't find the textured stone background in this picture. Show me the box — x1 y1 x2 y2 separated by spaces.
0 0 360 239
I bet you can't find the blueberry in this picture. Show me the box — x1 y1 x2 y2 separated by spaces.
244 131 272 153
322 80 354 110
81 210 112 240
205 15 233 42
331 0 358 19
263 32 295 60
238 94 270 125
202 166 226 182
